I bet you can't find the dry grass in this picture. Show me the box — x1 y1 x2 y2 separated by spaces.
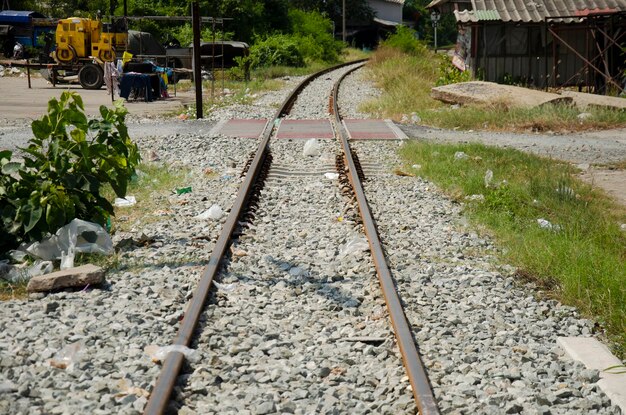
362 47 626 132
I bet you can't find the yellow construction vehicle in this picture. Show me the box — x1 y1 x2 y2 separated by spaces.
51 17 127 89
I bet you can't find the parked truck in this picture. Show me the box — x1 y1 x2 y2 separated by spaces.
47 17 127 89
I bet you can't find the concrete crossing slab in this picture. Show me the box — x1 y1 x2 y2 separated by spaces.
211 119 268 138
276 119 334 139
343 119 407 140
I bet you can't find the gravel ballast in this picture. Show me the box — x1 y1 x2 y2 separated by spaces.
0 64 623 414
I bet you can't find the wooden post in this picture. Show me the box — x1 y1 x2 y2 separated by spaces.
26 59 31 89
192 1 202 119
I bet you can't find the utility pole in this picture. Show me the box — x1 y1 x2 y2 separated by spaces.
192 1 203 119
342 0 346 42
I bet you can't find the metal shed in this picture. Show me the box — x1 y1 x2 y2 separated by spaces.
427 0 626 94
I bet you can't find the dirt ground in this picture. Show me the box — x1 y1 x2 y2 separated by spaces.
0 75 195 123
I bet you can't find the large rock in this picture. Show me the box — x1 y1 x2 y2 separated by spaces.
559 90 626 111
27 264 105 292
431 81 572 109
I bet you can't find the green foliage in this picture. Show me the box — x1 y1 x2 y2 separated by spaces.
289 9 343 62
381 26 428 56
247 34 305 68
435 54 472 86
0 92 140 252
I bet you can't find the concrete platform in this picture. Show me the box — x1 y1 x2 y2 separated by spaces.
276 119 334 139
558 337 626 412
343 119 408 140
211 118 268 138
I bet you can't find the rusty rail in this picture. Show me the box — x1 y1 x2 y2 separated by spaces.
332 64 440 415
143 59 366 415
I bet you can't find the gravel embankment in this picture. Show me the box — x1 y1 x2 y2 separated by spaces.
0 64 622 415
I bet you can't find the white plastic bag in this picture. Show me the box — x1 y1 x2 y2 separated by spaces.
338 236 369 259
144 344 199 363
484 170 493 188
324 173 339 180
113 196 137 207
50 342 82 370
303 139 321 157
195 204 224 220
25 219 113 261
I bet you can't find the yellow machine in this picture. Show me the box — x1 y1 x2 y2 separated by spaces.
53 17 127 63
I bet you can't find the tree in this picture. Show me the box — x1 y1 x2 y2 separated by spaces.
289 0 373 28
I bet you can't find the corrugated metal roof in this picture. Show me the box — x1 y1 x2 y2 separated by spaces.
455 9 501 22
0 10 46 24
381 0 405 4
432 0 626 22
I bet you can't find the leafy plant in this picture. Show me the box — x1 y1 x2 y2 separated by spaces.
380 25 428 57
436 54 472 86
248 34 305 68
0 92 140 252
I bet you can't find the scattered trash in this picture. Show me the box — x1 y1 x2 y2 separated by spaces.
410 112 421 123
454 151 469 161
24 219 113 264
620 224 626 231
537 218 562 231
147 150 160 162
394 169 414 177
195 204 224 220
176 187 192 195
220 174 233 181
178 113 189 120
411 164 422 170
484 170 494 188
153 209 174 216
577 112 592 121
338 236 369 259
230 246 247 257
203 167 215 175
60 246 75 270
0 260 54 284
144 344 199 364
214 281 237 292
50 342 82 370
324 172 339 180
113 196 137 207
465 194 485 202
303 139 321 157
114 378 150 398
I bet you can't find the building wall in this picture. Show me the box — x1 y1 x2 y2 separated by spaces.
369 0 403 23
472 23 595 89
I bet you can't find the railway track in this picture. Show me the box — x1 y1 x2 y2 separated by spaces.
143 61 439 414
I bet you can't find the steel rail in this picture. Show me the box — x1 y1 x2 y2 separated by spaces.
332 64 440 415
143 59 367 415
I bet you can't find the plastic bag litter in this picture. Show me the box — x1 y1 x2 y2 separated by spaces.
24 219 113 263
537 218 562 231
144 344 199 364
338 236 369 259
324 173 339 180
484 170 494 188
113 196 137 207
454 151 469 161
213 281 237 292
303 139 321 157
50 342 82 370
465 194 485 202
195 204 223 220
0 260 54 283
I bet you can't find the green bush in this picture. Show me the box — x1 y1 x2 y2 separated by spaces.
0 92 140 252
380 25 428 56
288 9 343 62
436 54 473 86
248 34 305 68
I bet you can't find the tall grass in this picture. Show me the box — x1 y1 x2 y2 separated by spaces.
363 47 626 132
400 141 626 357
